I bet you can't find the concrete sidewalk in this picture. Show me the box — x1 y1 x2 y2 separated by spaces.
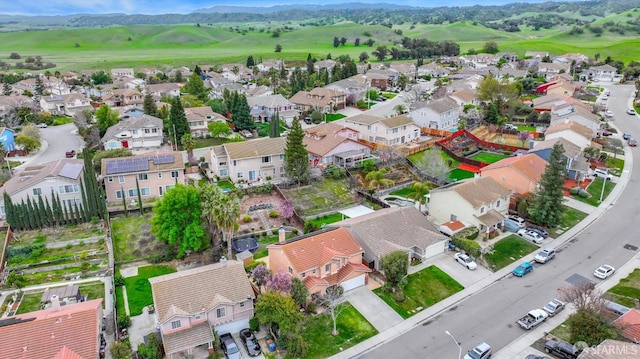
331 138 634 359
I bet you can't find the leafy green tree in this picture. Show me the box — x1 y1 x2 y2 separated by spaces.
269 112 280 138
380 250 408 288
184 72 208 102
208 121 232 139
483 41 499 53
283 119 310 186
372 45 388 61
95 104 120 134
457 118 467 130
365 168 394 190
483 103 501 125
151 184 208 258
255 291 303 340
246 55 255 67
109 341 132 359
15 133 40 152
142 91 157 117
169 96 190 146
207 98 228 116
529 143 567 227
477 76 519 117
290 278 309 308
92 148 133 172
407 181 431 207
91 71 112 85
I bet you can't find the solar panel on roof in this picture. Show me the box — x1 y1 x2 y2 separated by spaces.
152 154 174 165
59 163 83 179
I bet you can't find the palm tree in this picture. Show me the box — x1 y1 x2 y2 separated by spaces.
181 133 197 164
394 104 407 115
365 168 395 190
201 183 222 244
211 191 241 260
407 181 431 211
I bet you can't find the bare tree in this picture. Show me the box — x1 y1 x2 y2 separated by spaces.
317 285 346 335
414 147 450 182
558 282 605 312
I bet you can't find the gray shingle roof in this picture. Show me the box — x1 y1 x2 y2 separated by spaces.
430 176 510 208
100 114 163 142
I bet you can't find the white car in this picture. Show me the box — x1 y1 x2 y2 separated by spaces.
37 123 48 128
604 110 614 118
534 248 555 264
594 264 615 279
593 168 613 180
241 129 253 138
543 299 565 316
507 215 526 228
464 342 492 359
454 253 477 270
517 229 544 244
627 108 636 115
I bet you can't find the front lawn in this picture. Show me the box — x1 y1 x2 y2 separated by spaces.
607 268 640 308
549 206 588 238
483 235 539 271
301 302 377 359
325 113 346 122
373 266 463 319
469 152 509 164
605 157 624 176
124 265 176 316
517 125 536 132
571 178 615 206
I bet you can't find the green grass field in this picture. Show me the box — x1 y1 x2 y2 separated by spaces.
484 235 540 271
124 264 176 316
448 168 475 181
2 18 640 71
607 268 640 308
469 152 509 164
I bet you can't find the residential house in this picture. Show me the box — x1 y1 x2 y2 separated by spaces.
480 154 548 195
325 78 367 103
39 93 92 116
389 61 417 80
303 122 371 167
149 260 255 359
255 59 284 73
101 152 184 204
537 62 571 80
417 62 450 78
0 95 31 117
582 64 620 82
363 72 392 91
577 339 640 359
247 94 299 126
550 102 601 133
330 206 448 271
185 106 227 138
0 159 84 218
315 59 337 72
498 52 518 62
544 120 594 149
409 97 461 130
428 176 511 235
111 68 135 78
101 114 164 151
119 77 146 90
531 93 582 113
208 82 246 99
103 88 144 107
209 137 286 183
268 227 371 294
529 137 589 181
0 127 16 153
289 87 347 113
167 66 192 80
0 298 103 359
449 88 479 107
60 71 79 83
613 309 640 344
146 83 181 100
41 284 83 308
524 51 548 59
340 114 420 146
553 53 589 66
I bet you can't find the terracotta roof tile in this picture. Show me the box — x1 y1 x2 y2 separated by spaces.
614 309 640 342
52 346 87 359
481 153 548 183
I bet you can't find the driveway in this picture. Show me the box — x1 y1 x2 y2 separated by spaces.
344 286 403 332
425 252 494 288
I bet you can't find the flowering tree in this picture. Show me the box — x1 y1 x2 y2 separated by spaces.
518 131 532 146
266 269 292 293
250 264 272 293
488 124 497 133
279 198 295 222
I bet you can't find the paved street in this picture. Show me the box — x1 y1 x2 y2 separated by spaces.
12 123 85 173
332 84 639 359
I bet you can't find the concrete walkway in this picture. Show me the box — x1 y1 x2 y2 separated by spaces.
344 286 403 332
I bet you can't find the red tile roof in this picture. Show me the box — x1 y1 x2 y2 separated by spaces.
0 299 102 359
614 308 640 342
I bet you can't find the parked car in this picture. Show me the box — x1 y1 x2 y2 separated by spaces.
517 229 544 244
507 215 526 228
513 261 533 277
594 264 615 279
220 333 242 359
37 123 48 128
544 339 581 359
517 308 548 330
454 252 477 270
597 130 613 137
623 133 632 140
241 129 253 138
464 342 492 359
239 328 262 357
629 138 638 147
592 168 613 180
543 299 565 316
526 226 549 239
627 108 636 115
534 248 556 264
525 355 551 359
604 299 630 316
65 150 76 158
503 219 520 233
604 110 614 117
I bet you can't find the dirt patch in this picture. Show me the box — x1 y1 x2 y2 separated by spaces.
237 193 301 235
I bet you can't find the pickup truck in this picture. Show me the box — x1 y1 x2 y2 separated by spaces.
517 309 549 330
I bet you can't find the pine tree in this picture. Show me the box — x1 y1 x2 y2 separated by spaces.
3 193 14 229
169 96 190 144
136 178 144 215
44 198 54 227
143 91 158 117
37 195 47 228
284 118 310 186
306 53 315 75
269 111 280 138
529 143 567 227
231 92 254 131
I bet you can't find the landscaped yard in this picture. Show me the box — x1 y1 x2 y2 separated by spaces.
253 235 280 259
123 264 176 316
216 180 235 190
194 137 229 149
301 302 378 359
483 235 540 271
256 123 287 137
469 152 509 164
549 206 588 238
15 281 105 315
408 148 459 169
111 214 167 263
389 187 416 198
448 168 475 181
16 292 42 314
305 213 348 230
80 281 106 307
605 157 624 176
374 266 463 319
12 223 106 244
325 113 346 122
607 268 640 308
115 286 125 316
280 178 358 217
570 178 615 207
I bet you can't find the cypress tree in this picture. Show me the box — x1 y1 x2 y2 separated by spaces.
283 118 310 186
121 187 128 216
3 193 14 229
30 197 42 229
25 199 35 230
44 197 54 227
136 178 143 215
80 181 90 220
269 111 280 138
54 193 65 226
73 201 82 225
37 195 47 228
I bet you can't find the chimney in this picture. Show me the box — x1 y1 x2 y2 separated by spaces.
278 227 286 244
220 256 227 267
51 295 61 312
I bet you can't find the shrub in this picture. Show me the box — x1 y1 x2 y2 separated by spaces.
450 236 481 258
98 238 105 244
117 314 132 329
578 189 589 198
258 129 267 137
392 289 406 303
569 187 580 195
303 221 319 234
272 229 278 235
459 227 479 240
242 215 253 223
79 261 91 272
305 301 317 314
114 274 126 287
249 317 260 332
268 210 278 218
244 261 262 274
291 228 298 235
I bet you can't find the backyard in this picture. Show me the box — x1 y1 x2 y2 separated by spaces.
469 152 509 164
280 178 359 217
16 281 106 314
11 223 106 244
483 235 540 271
111 214 168 263
374 266 463 319
301 302 378 358
122 264 176 316
607 268 640 308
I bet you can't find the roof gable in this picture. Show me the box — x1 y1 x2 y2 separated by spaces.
431 176 510 208
481 154 548 183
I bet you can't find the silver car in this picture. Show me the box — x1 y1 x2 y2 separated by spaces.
543 299 565 316
517 229 543 244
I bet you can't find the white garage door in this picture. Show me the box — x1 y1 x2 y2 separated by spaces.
215 318 250 335
340 274 365 292
423 240 447 259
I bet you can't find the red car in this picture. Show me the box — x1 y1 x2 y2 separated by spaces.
629 138 638 147
598 130 613 137
65 150 76 158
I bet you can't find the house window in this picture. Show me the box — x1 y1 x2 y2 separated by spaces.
171 171 179 178
171 320 181 329
158 187 163 196
33 188 42 196
262 156 271 163
59 185 79 194
108 176 114 182
116 190 124 199
128 189 138 197
216 308 226 318
118 175 125 184
237 172 244 179
312 269 316 274
288 267 292 274
195 313 201 320
279 154 284 161
480 206 485 214
138 173 148 181
496 199 501 207
152 128 158 133
240 302 245 308
144 129 151 134
132 130 138 135
140 188 151 196
325 264 330 272
233 160 237 166
158 172 162 179
301 272 306 278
